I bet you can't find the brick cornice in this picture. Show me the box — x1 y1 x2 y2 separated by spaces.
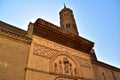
0 28 31 44
33 18 94 53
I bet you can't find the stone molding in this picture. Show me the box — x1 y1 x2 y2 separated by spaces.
25 67 89 80
0 28 31 44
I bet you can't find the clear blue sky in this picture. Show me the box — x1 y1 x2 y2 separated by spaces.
0 0 120 68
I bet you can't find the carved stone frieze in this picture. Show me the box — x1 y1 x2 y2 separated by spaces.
33 42 58 58
0 28 31 44
75 56 91 68
33 36 90 59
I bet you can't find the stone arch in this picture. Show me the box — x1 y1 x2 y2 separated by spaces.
50 53 80 77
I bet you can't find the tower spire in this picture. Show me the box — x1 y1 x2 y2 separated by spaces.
64 3 66 8
59 6 79 35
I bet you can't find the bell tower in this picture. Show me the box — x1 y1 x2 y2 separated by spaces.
59 5 79 35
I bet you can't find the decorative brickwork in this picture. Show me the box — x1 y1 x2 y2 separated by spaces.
33 36 90 59
33 42 57 58
0 28 31 44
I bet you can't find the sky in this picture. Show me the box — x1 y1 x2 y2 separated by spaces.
0 0 120 68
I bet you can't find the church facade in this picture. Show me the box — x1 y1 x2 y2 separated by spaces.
0 6 120 80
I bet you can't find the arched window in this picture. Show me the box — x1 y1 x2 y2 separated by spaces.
66 23 70 29
53 55 77 76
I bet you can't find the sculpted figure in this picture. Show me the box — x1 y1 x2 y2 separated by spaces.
69 63 73 75
59 60 63 74
54 63 58 73
63 57 69 75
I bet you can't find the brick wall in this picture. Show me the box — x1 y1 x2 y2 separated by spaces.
0 37 30 80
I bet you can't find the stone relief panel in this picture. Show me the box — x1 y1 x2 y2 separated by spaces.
53 55 78 76
32 36 91 68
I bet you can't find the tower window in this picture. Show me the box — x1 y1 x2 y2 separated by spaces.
66 23 70 29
